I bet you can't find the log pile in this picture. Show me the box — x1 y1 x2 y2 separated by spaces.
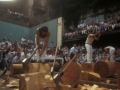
2 61 119 90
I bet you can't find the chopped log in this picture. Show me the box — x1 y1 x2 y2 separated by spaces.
28 63 51 75
47 62 60 72
1 76 10 85
44 75 56 88
10 63 51 75
88 72 101 82
80 71 101 82
19 72 56 90
80 71 88 81
81 63 94 72
61 62 81 86
115 62 120 90
94 61 116 78
10 64 24 75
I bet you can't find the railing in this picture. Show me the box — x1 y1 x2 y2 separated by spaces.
63 29 120 42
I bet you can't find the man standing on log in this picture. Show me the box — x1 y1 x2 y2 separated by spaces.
35 26 50 63
104 46 115 62
85 30 101 63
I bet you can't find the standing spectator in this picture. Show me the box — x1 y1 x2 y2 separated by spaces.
69 44 77 59
21 36 27 47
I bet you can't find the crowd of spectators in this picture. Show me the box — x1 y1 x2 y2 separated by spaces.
63 17 120 40
0 37 120 73
0 37 35 70
7 9 25 19
0 37 58 71
61 44 120 64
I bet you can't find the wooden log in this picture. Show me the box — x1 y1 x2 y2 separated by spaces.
47 62 60 72
19 72 56 90
81 63 94 72
80 71 88 81
44 75 56 88
10 64 24 75
28 63 51 75
88 72 101 82
115 62 120 90
94 61 116 78
61 62 81 86
80 71 101 82
10 63 51 75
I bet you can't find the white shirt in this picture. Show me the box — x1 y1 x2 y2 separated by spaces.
21 38 27 44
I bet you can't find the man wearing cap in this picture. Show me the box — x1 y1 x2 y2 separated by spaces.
35 26 50 62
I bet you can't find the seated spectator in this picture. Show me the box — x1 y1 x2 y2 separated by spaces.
64 32 68 39
27 38 33 48
21 36 27 47
12 52 25 64
116 17 120 29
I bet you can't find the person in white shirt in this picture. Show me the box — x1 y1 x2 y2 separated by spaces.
21 36 27 46
12 52 25 64
104 46 115 62
27 38 33 48
69 44 77 59
1 39 6 46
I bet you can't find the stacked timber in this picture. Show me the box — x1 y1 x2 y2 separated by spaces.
115 62 120 90
94 61 116 78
